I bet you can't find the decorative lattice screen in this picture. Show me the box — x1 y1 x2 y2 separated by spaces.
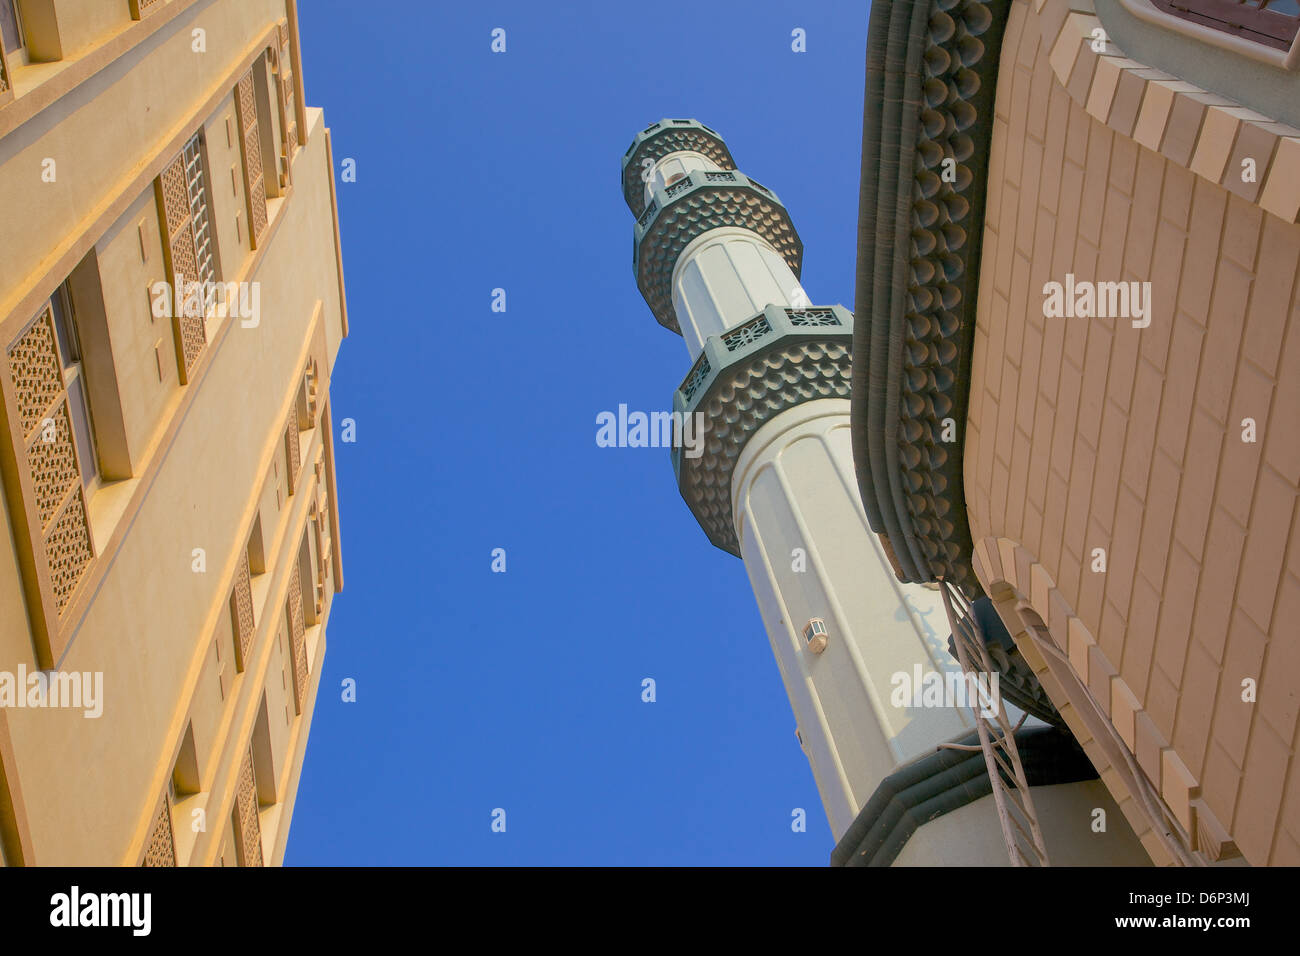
278 23 298 158
157 148 206 379
284 409 300 496
130 0 165 19
236 68 269 245
286 564 307 714
142 795 176 867
7 307 93 614
233 748 263 867
229 550 254 670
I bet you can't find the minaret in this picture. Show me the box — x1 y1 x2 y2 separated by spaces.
622 120 972 838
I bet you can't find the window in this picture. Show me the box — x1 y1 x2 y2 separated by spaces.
0 752 20 865
236 65 271 239
1151 0 1300 50
296 361 319 428
140 793 176 867
228 547 254 672
182 133 218 314
159 131 221 379
251 695 277 804
283 407 300 495
247 513 266 575
0 1 22 55
297 531 318 627
6 280 99 630
285 553 307 714
171 723 200 797
48 284 98 490
129 0 166 20
276 25 298 159
231 747 263 866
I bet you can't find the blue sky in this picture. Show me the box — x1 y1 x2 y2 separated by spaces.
288 0 871 865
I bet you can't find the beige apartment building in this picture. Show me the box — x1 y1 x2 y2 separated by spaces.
0 0 346 865
852 0 1298 863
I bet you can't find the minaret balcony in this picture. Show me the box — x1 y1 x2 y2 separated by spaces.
620 118 734 218
668 303 854 555
634 170 803 335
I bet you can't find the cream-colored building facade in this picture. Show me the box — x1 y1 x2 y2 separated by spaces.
0 0 346 865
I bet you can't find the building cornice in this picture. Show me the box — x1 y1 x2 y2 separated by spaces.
852 0 1011 596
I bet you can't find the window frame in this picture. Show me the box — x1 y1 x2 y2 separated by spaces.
46 283 101 496
181 132 220 317
0 0 24 57
1122 0 1300 67
1151 0 1300 51
297 530 319 627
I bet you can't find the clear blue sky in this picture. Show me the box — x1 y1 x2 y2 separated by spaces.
288 0 870 865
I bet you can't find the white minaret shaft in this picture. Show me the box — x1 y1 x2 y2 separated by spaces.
625 120 970 841
731 400 970 835
672 228 807 360
642 152 719 206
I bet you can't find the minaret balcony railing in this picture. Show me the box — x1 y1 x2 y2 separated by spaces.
673 305 851 415
620 118 734 217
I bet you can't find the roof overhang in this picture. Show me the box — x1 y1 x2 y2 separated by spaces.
851 0 1012 595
